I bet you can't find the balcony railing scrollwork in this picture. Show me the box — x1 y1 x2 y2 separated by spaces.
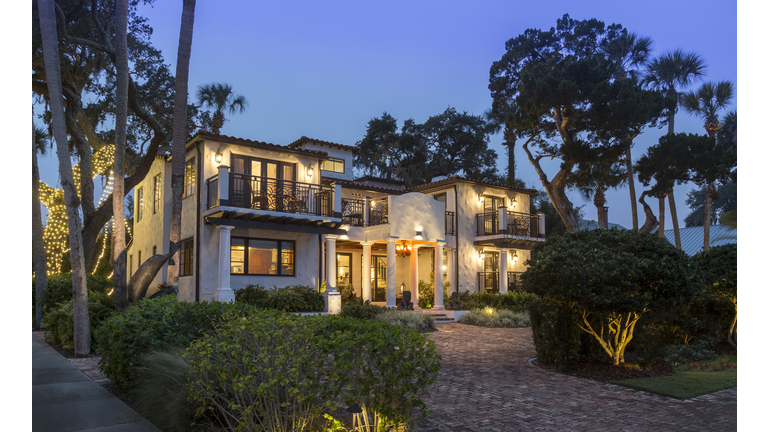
476 211 543 238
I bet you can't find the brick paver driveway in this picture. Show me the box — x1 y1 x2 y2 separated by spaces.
416 323 736 432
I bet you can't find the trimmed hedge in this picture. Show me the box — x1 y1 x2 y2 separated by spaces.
185 312 441 431
33 273 113 320
339 301 387 320
43 290 115 352
94 296 253 389
234 284 325 312
458 291 538 312
457 309 530 328
528 298 584 371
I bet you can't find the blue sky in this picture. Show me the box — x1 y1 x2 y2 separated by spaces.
34 0 737 230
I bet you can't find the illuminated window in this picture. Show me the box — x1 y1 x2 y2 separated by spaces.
153 174 161 214
337 253 352 284
137 188 144 222
320 157 345 174
179 238 193 276
184 159 195 197
230 238 295 276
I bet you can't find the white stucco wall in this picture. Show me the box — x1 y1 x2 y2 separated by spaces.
297 143 355 182
388 192 445 243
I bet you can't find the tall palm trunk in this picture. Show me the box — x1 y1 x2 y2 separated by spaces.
112 0 129 309
33 113 48 329
657 193 666 239
594 189 607 229
625 144 638 231
168 0 197 286
504 126 516 187
666 110 682 249
39 0 90 355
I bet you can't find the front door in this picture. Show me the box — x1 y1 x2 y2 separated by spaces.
372 256 387 302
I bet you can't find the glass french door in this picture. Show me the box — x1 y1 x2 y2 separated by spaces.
483 251 500 293
372 256 387 302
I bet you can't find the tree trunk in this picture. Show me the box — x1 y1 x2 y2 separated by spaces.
625 144 638 231
39 0 90 355
594 189 606 229
657 194 666 239
168 0 197 285
504 125 516 187
33 113 48 330
703 181 715 251
728 301 737 348
522 139 579 232
112 0 129 309
668 188 682 249
638 190 659 233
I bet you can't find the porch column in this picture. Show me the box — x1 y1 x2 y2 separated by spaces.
498 205 507 233
538 212 546 236
217 165 229 206
361 241 374 303
215 225 235 303
433 241 445 310
325 235 341 313
386 238 397 308
445 247 454 293
410 245 420 307
499 248 509 294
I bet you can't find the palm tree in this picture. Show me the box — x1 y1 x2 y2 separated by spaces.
642 50 706 247
112 0 130 308
484 101 520 187
38 0 91 355
196 83 248 134
568 161 627 229
33 119 49 329
681 80 735 251
168 0 197 286
601 31 652 231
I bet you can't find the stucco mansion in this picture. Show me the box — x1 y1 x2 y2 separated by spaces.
127 131 546 310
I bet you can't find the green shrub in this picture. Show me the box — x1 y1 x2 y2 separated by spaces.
460 291 538 312
94 296 251 389
33 273 113 319
338 280 358 305
375 310 436 333
339 301 387 320
458 308 530 327
524 228 698 365
694 244 737 346
127 347 196 432
235 284 324 312
185 313 441 431
661 337 718 367
418 272 450 309
528 298 584 371
42 290 116 352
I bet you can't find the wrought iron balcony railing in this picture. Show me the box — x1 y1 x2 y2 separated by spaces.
476 211 543 237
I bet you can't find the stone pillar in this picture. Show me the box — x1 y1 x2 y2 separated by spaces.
217 165 229 206
215 225 235 303
325 235 341 314
410 245 420 307
386 238 397 308
361 241 373 303
538 212 546 237
433 242 445 310
499 248 509 294
498 205 507 233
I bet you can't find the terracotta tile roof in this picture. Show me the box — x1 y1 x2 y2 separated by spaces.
322 178 406 194
353 175 405 185
288 136 360 153
191 130 329 157
409 175 539 196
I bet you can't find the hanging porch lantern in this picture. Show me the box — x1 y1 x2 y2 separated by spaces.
395 240 412 257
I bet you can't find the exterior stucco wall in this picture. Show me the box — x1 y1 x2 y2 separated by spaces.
388 193 445 243
177 149 199 302
299 143 355 182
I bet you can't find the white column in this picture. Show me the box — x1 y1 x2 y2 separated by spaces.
364 197 370 226
218 165 229 205
410 245 420 307
500 248 509 294
386 238 397 308
538 212 546 237
445 247 454 293
361 241 373 303
498 205 507 233
333 182 342 216
324 235 341 314
215 225 235 303
433 242 445 310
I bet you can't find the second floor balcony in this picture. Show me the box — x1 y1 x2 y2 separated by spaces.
341 198 456 235
474 210 545 250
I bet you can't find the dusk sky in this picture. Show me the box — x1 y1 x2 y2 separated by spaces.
34 0 738 231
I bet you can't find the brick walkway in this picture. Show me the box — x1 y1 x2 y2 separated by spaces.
416 324 736 432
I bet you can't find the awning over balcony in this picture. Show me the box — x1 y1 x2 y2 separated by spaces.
205 210 346 235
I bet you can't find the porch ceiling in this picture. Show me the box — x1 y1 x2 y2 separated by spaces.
473 236 543 250
206 211 346 235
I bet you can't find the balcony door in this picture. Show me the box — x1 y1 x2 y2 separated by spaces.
482 251 499 293
372 256 387 302
483 196 504 234
231 155 295 210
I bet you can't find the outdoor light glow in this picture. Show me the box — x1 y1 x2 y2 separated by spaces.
370 200 376 208
478 193 485 204
479 249 485 261
511 197 517 207
484 306 494 314
307 164 314 178
442 265 447 271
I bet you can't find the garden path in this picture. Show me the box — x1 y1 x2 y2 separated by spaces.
416 323 736 432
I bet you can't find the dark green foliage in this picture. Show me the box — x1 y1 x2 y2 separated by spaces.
339 301 387 320
94 296 251 389
43 290 115 352
234 284 325 312
694 244 737 301
33 272 112 317
185 312 441 431
459 291 538 312
376 310 437 333
338 281 358 305
528 299 584 371
531 193 585 238
524 228 697 313
684 181 736 227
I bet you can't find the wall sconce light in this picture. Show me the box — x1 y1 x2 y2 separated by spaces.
415 230 423 239
370 200 376 208
478 193 485 204
442 265 447 271
511 250 518 263
511 197 517 207
479 249 485 260
306 164 314 178
214 147 223 165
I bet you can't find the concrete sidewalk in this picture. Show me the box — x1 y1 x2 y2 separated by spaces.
32 333 161 432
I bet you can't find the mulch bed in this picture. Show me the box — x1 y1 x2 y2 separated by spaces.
533 353 674 383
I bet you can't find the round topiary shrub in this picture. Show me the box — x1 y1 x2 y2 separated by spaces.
693 244 737 347
523 228 698 365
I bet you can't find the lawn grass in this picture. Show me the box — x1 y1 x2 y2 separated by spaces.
611 356 737 400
